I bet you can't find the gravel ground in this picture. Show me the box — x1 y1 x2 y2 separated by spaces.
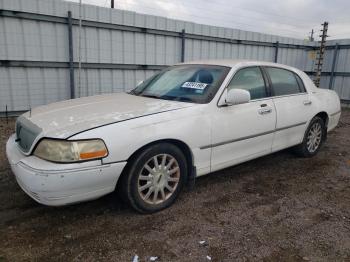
0 110 349 262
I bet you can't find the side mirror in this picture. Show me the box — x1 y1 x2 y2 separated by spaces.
222 88 251 106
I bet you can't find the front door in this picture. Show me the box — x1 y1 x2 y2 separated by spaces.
210 66 276 172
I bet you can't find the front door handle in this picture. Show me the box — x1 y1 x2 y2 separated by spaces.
258 108 272 115
303 100 312 106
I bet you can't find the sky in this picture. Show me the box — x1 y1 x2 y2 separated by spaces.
67 0 350 40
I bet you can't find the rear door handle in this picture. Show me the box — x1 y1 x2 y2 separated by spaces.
303 100 312 105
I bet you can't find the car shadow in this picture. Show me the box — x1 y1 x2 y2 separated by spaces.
1 147 301 227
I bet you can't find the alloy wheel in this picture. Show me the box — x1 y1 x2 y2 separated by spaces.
138 154 180 205
306 122 322 153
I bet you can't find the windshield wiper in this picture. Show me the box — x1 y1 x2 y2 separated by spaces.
163 96 194 102
128 90 139 95
140 94 194 103
140 94 161 99
175 97 194 102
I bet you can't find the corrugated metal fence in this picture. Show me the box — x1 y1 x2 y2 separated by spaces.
0 0 349 114
320 39 350 101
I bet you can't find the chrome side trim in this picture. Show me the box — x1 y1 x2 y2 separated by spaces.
275 121 307 132
330 110 341 116
200 121 307 149
216 64 309 108
272 92 308 99
200 129 275 150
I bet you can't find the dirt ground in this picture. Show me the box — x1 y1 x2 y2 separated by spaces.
0 110 349 262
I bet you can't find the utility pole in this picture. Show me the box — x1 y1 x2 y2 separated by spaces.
111 0 114 8
313 22 328 87
309 29 314 41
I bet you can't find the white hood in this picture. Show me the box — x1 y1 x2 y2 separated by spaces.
21 93 195 138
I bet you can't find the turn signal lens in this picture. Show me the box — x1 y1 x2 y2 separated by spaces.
34 139 108 163
80 150 108 160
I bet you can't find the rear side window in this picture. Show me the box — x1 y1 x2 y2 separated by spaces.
294 74 306 92
266 67 303 96
227 67 267 100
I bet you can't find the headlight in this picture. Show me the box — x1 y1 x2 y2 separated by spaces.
33 139 108 163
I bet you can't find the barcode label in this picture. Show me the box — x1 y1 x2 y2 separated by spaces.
182 82 208 90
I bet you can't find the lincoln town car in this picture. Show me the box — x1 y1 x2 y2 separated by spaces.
6 60 341 213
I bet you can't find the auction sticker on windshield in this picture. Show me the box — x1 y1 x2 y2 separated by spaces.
182 82 208 90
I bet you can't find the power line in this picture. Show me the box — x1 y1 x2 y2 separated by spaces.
68 0 340 39
115 0 306 38
130 0 312 29
217 2 315 23
187 0 350 25
173 0 316 25
67 0 350 25
328 33 350 38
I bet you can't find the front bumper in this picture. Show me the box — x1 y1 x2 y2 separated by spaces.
6 134 127 206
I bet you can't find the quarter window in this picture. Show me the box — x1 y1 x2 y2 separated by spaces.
227 67 267 100
294 74 306 92
266 67 303 96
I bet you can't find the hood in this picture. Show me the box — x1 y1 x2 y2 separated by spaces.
21 93 195 139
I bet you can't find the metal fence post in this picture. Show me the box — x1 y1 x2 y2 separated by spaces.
181 29 185 62
274 41 279 63
5 105 8 124
67 11 75 99
329 43 339 90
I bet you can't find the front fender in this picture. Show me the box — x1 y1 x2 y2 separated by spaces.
69 106 212 175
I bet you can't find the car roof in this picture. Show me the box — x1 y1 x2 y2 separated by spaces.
179 59 298 71
178 59 316 93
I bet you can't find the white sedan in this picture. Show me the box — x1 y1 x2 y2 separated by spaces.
6 60 341 213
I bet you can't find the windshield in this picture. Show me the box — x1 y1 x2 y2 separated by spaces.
130 65 230 103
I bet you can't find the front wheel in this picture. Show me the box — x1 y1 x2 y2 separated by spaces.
294 116 326 157
119 143 187 213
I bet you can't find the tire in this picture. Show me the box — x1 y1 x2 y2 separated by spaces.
119 143 187 213
294 116 326 157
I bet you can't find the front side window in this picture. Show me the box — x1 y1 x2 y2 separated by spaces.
227 67 267 100
266 67 303 96
131 65 230 104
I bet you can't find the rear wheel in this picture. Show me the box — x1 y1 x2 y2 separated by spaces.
294 116 326 157
120 143 187 213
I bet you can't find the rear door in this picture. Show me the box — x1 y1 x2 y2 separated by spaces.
263 67 314 152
